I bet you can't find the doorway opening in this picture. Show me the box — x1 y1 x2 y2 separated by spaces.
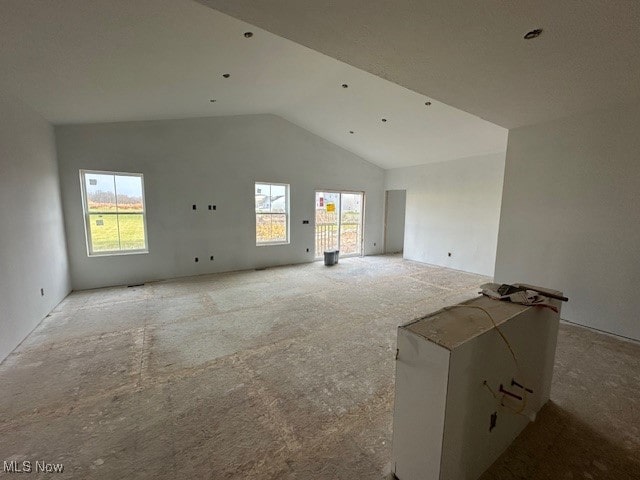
384 190 406 254
315 191 364 258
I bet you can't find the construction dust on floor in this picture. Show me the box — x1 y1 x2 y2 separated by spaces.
0 256 638 479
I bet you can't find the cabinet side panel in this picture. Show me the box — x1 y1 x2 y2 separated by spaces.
538 302 561 405
392 328 451 480
440 306 560 480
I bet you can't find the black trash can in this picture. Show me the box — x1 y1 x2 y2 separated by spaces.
324 249 340 266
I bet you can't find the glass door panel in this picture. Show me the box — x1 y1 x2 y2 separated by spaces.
339 193 363 256
315 191 340 257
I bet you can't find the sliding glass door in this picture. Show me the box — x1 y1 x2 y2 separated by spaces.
315 191 364 258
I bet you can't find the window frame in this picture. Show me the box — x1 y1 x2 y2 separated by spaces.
255 182 290 246
79 169 149 257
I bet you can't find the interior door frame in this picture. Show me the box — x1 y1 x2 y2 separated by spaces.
314 189 365 259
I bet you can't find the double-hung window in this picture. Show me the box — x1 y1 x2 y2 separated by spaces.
255 182 289 245
80 170 148 256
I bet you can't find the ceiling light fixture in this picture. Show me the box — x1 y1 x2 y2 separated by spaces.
524 28 543 40
222 73 230 78
244 32 254 38
342 84 349 88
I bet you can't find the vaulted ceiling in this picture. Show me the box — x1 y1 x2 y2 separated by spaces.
0 0 506 169
199 0 640 129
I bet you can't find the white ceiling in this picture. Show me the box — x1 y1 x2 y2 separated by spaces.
198 0 640 129
0 0 506 169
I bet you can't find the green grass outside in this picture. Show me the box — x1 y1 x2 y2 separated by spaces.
89 214 146 252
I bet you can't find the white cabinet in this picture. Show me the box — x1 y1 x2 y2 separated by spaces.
392 290 562 480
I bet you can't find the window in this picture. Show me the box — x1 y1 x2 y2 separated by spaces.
255 182 289 245
80 170 148 256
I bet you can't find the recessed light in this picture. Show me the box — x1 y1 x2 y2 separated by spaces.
342 84 349 88
381 118 387 122
524 28 543 40
244 32 253 38
222 73 230 78
425 101 432 106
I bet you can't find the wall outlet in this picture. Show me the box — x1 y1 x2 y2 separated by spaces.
306 248 309 252
374 242 377 247
195 257 199 263
210 255 214 261
40 288 44 297
448 252 452 257
303 220 309 224
192 204 197 210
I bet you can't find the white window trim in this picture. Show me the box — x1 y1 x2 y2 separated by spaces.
255 182 290 246
79 169 149 257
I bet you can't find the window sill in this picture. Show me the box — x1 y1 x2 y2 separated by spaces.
88 249 149 258
256 242 290 247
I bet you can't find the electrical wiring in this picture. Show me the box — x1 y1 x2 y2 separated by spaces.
443 304 518 367
482 380 500 399
482 381 529 418
441 304 532 416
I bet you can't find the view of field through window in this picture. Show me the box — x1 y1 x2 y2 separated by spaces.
83 172 147 253
255 183 288 244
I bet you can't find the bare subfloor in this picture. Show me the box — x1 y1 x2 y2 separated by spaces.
1 256 638 479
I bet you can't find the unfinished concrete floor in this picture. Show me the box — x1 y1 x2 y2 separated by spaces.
0 255 638 479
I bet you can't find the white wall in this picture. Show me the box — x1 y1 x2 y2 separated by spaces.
495 101 640 341
384 190 406 253
0 93 71 362
385 153 505 276
55 114 384 290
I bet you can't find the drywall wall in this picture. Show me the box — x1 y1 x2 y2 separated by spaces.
495 101 640 341
55 114 384 290
385 153 505 276
384 190 406 253
0 93 71 362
